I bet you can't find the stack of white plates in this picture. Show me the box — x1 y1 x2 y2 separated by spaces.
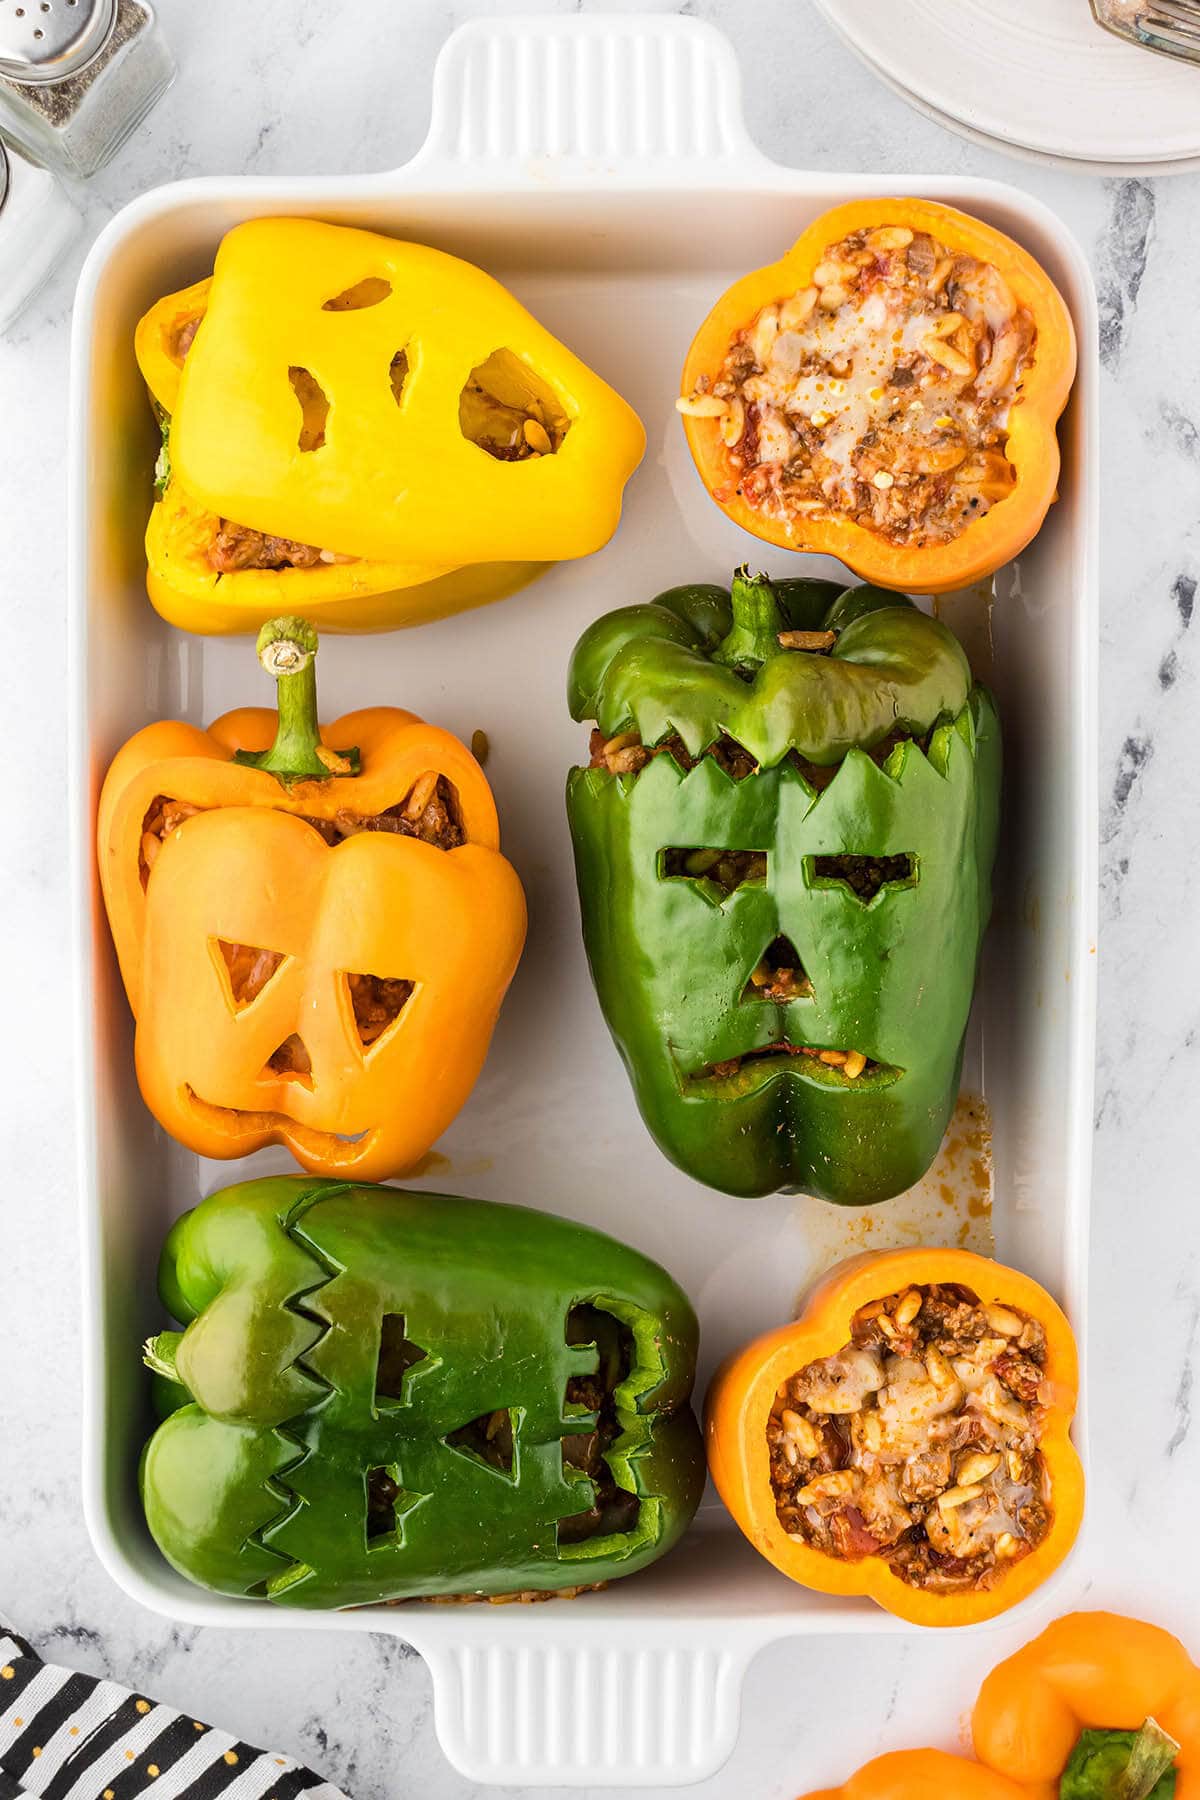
813 0 1200 173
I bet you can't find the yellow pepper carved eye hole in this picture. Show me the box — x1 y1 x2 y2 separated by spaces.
321 276 393 312
389 348 409 408
459 347 570 462
288 365 329 452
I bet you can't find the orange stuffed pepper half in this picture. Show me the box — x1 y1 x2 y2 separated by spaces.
706 1248 1083 1626
97 616 526 1181
679 199 1075 594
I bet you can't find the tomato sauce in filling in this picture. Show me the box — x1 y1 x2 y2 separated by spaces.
683 225 1036 548
767 1282 1052 1592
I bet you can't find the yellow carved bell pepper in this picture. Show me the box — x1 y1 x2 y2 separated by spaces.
170 217 645 568
135 277 544 636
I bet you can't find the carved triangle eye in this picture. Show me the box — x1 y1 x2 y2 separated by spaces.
346 973 414 1053
743 935 812 1004
213 939 287 1010
444 1409 516 1478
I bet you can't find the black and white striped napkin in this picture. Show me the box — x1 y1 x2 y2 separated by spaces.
0 1629 347 1800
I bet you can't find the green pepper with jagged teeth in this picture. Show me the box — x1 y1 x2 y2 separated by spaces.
140 1176 704 1606
565 567 1001 1205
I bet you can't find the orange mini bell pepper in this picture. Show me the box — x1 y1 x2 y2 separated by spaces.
801 1749 1037 1800
97 617 526 1181
680 199 1075 595
705 1248 1083 1626
973 1613 1200 1798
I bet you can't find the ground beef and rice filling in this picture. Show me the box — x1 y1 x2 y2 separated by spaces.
680 224 1035 547
768 1282 1052 1593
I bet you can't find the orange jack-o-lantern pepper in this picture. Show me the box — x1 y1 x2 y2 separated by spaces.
679 199 1076 595
705 1248 1083 1627
97 617 526 1180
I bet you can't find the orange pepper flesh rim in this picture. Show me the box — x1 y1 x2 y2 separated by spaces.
681 198 1077 596
705 1247 1084 1627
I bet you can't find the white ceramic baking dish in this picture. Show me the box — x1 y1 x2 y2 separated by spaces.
69 14 1099 1788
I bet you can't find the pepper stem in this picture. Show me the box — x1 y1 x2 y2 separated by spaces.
232 616 360 788
713 565 787 671
143 1331 183 1383
1114 1720 1180 1800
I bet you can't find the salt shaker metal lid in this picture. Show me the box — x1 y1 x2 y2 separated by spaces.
0 0 117 86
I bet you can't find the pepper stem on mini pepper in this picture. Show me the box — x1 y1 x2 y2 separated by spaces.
232 616 360 787
1060 1718 1180 1800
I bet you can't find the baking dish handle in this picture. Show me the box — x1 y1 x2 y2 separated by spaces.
406 14 772 184
417 1626 757 1787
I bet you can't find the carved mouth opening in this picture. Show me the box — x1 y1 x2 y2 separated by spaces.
558 1302 641 1547
182 1087 379 1157
693 1042 898 1086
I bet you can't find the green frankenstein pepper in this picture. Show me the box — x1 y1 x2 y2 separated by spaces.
566 568 1000 1204
140 1176 704 1606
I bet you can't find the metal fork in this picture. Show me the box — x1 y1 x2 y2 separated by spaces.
1091 0 1200 65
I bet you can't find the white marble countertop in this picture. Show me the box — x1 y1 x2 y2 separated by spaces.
3 1 1199 1795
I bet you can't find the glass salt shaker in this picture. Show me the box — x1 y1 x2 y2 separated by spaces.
0 137 79 330
0 0 174 178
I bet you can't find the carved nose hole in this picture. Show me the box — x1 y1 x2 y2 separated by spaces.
808 852 917 903
444 1409 517 1479
264 1034 312 1087
322 276 392 311
459 348 569 461
660 846 768 896
289 365 329 451
743 935 812 1004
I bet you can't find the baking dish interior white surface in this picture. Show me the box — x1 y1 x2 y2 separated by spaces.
69 15 1098 1788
